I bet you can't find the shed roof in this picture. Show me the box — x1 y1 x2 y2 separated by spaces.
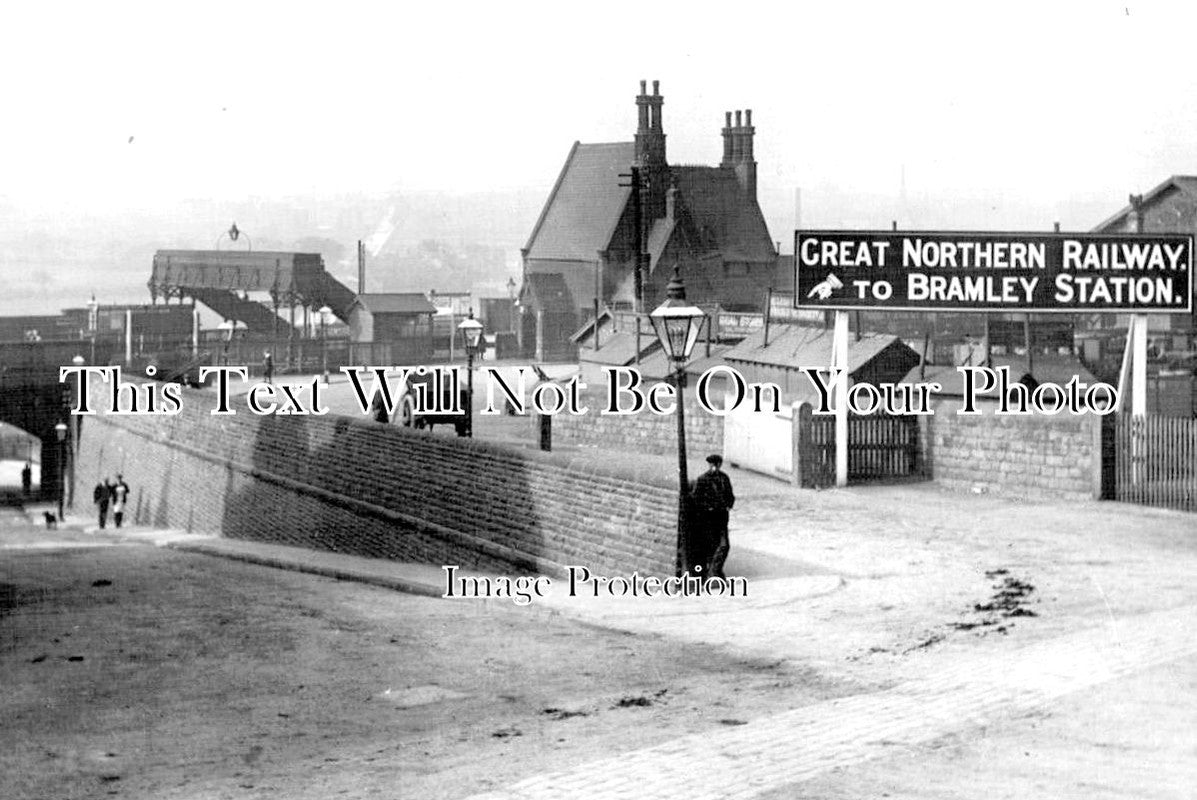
350 293 436 315
723 324 907 374
577 330 660 366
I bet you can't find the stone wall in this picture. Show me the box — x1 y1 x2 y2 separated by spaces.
75 389 679 576
922 397 1101 501
551 394 724 459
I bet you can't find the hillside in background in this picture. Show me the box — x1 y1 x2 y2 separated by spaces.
0 183 1124 317
0 188 544 316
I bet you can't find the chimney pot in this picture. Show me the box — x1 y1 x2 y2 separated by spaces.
735 110 742 127
745 109 752 126
725 111 731 127
652 80 659 95
640 80 646 94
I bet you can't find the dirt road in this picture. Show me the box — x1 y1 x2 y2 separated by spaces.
0 519 851 800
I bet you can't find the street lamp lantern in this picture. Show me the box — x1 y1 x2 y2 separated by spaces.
458 310 484 354
456 309 484 437
649 269 705 363
649 266 707 576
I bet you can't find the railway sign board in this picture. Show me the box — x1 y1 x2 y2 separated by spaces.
794 230 1193 313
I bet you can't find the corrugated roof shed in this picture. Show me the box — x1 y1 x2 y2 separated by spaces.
577 330 659 366
723 324 905 373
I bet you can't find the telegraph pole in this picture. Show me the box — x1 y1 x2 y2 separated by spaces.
619 167 646 363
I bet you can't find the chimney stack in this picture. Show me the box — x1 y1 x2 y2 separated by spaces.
1128 193 1145 233
721 111 733 165
634 80 668 221
721 108 757 199
634 79 666 167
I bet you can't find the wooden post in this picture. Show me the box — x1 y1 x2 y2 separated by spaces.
763 288 773 346
791 401 812 487
833 311 849 487
125 309 133 364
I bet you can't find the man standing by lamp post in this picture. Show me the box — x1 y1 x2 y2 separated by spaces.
457 309 483 438
649 266 706 577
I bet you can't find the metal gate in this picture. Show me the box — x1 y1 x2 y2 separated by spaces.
1114 414 1197 512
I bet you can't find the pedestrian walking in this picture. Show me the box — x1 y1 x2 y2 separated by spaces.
371 392 390 424
93 477 112 529
21 462 31 496
263 351 274 385
692 454 735 581
111 474 130 528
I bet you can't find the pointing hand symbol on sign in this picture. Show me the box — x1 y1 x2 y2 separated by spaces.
807 273 844 300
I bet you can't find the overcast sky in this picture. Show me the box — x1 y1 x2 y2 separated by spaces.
2 1 1194 229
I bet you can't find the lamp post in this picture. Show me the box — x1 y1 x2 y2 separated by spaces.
70 355 84 507
54 422 68 522
318 306 332 379
649 267 706 576
87 294 98 364
457 309 484 438
218 320 235 366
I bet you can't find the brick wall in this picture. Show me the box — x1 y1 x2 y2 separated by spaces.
922 397 1100 501
551 394 724 459
75 388 679 576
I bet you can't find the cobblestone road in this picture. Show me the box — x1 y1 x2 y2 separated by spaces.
466 604 1196 800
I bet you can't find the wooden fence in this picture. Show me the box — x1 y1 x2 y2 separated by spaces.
1114 414 1197 512
809 411 922 485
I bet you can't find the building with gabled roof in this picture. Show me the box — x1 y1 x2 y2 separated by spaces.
719 324 920 403
1089 176 1197 348
346 292 436 363
519 81 779 361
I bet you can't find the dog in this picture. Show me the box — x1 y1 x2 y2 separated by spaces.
43 511 58 530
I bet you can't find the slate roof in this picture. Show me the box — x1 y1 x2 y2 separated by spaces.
524 147 776 273
635 344 734 380
722 324 906 373
350 293 436 315
524 142 636 261
577 330 660 366
1093 175 1197 231
671 166 776 264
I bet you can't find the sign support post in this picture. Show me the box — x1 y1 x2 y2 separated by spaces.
832 310 849 487
1116 313 1149 486
1131 314 1147 417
